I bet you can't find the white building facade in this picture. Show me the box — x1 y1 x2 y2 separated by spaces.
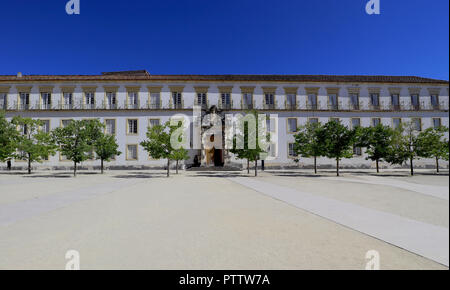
0 71 448 170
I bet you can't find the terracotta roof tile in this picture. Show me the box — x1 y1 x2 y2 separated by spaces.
0 73 448 84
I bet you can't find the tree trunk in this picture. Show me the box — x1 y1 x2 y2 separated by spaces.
101 158 104 174
27 154 31 174
176 160 179 174
73 162 77 177
255 159 258 177
247 159 250 174
336 158 340 177
314 156 317 174
410 157 414 176
436 156 440 173
376 159 379 173
167 159 170 177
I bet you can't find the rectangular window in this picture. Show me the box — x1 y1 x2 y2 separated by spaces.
264 93 274 109
41 92 51 110
287 118 297 133
19 93 30 110
197 93 207 107
370 94 379 108
351 118 361 129
85 92 95 109
288 143 297 157
411 94 420 110
107 92 116 109
328 94 338 110
393 118 402 129
286 94 296 109
433 118 441 129
372 118 381 127
172 92 182 108
127 145 138 160
0 93 6 109
40 120 50 133
127 119 138 134
149 93 160 109
128 92 138 109
63 92 73 109
242 93 253 109
309 118 319 124
349 94 359 109
105 119 116 135
149 119 160 128
308 94 317 109
412 118 422 131
431 95 439 109
221 93 231 109
391 94 400 110
353 146 362 156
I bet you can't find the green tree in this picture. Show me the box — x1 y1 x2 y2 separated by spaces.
355 124 395 173
321 120 356 176
94 134 121 174
11 116 57 174
170 148 189 174
293 122 325 174
52 119 104 177
0 113 19 166
140 121 185 177
385 122 420 176
416 126 449 173
230 110 269 176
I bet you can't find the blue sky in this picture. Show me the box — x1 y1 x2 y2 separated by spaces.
0 0 448 79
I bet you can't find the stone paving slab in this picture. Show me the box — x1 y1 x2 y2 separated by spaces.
229 177 449 266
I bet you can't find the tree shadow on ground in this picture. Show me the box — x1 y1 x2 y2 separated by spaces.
112 172 169 179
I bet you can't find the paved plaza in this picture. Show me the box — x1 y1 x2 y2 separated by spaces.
0 169 448 269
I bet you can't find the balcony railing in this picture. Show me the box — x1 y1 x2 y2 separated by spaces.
82 103 96 110
349 103 360 110
218 102 232 110
241 102 253 110
124 101 140 110
263 103 275 110
147 101 161 109
17 103 30 111
40 103 52 110
305 103 318 110
327 103 340 111
285 102 297 110
368 104 380 110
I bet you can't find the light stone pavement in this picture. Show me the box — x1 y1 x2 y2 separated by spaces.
0 170 448 269
229 175 449 266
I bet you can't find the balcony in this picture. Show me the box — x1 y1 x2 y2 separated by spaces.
285 102 297 111
147 100 161 109
17 103 31 111
368 104 380 110
305 103 318 110
263 103 275 110
327 103 340 111
82 103 96 110
101 101 118 110
40 103 52 110
218 102 232 110
241 102 253 110
349 103 360 110
124 101 140 110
